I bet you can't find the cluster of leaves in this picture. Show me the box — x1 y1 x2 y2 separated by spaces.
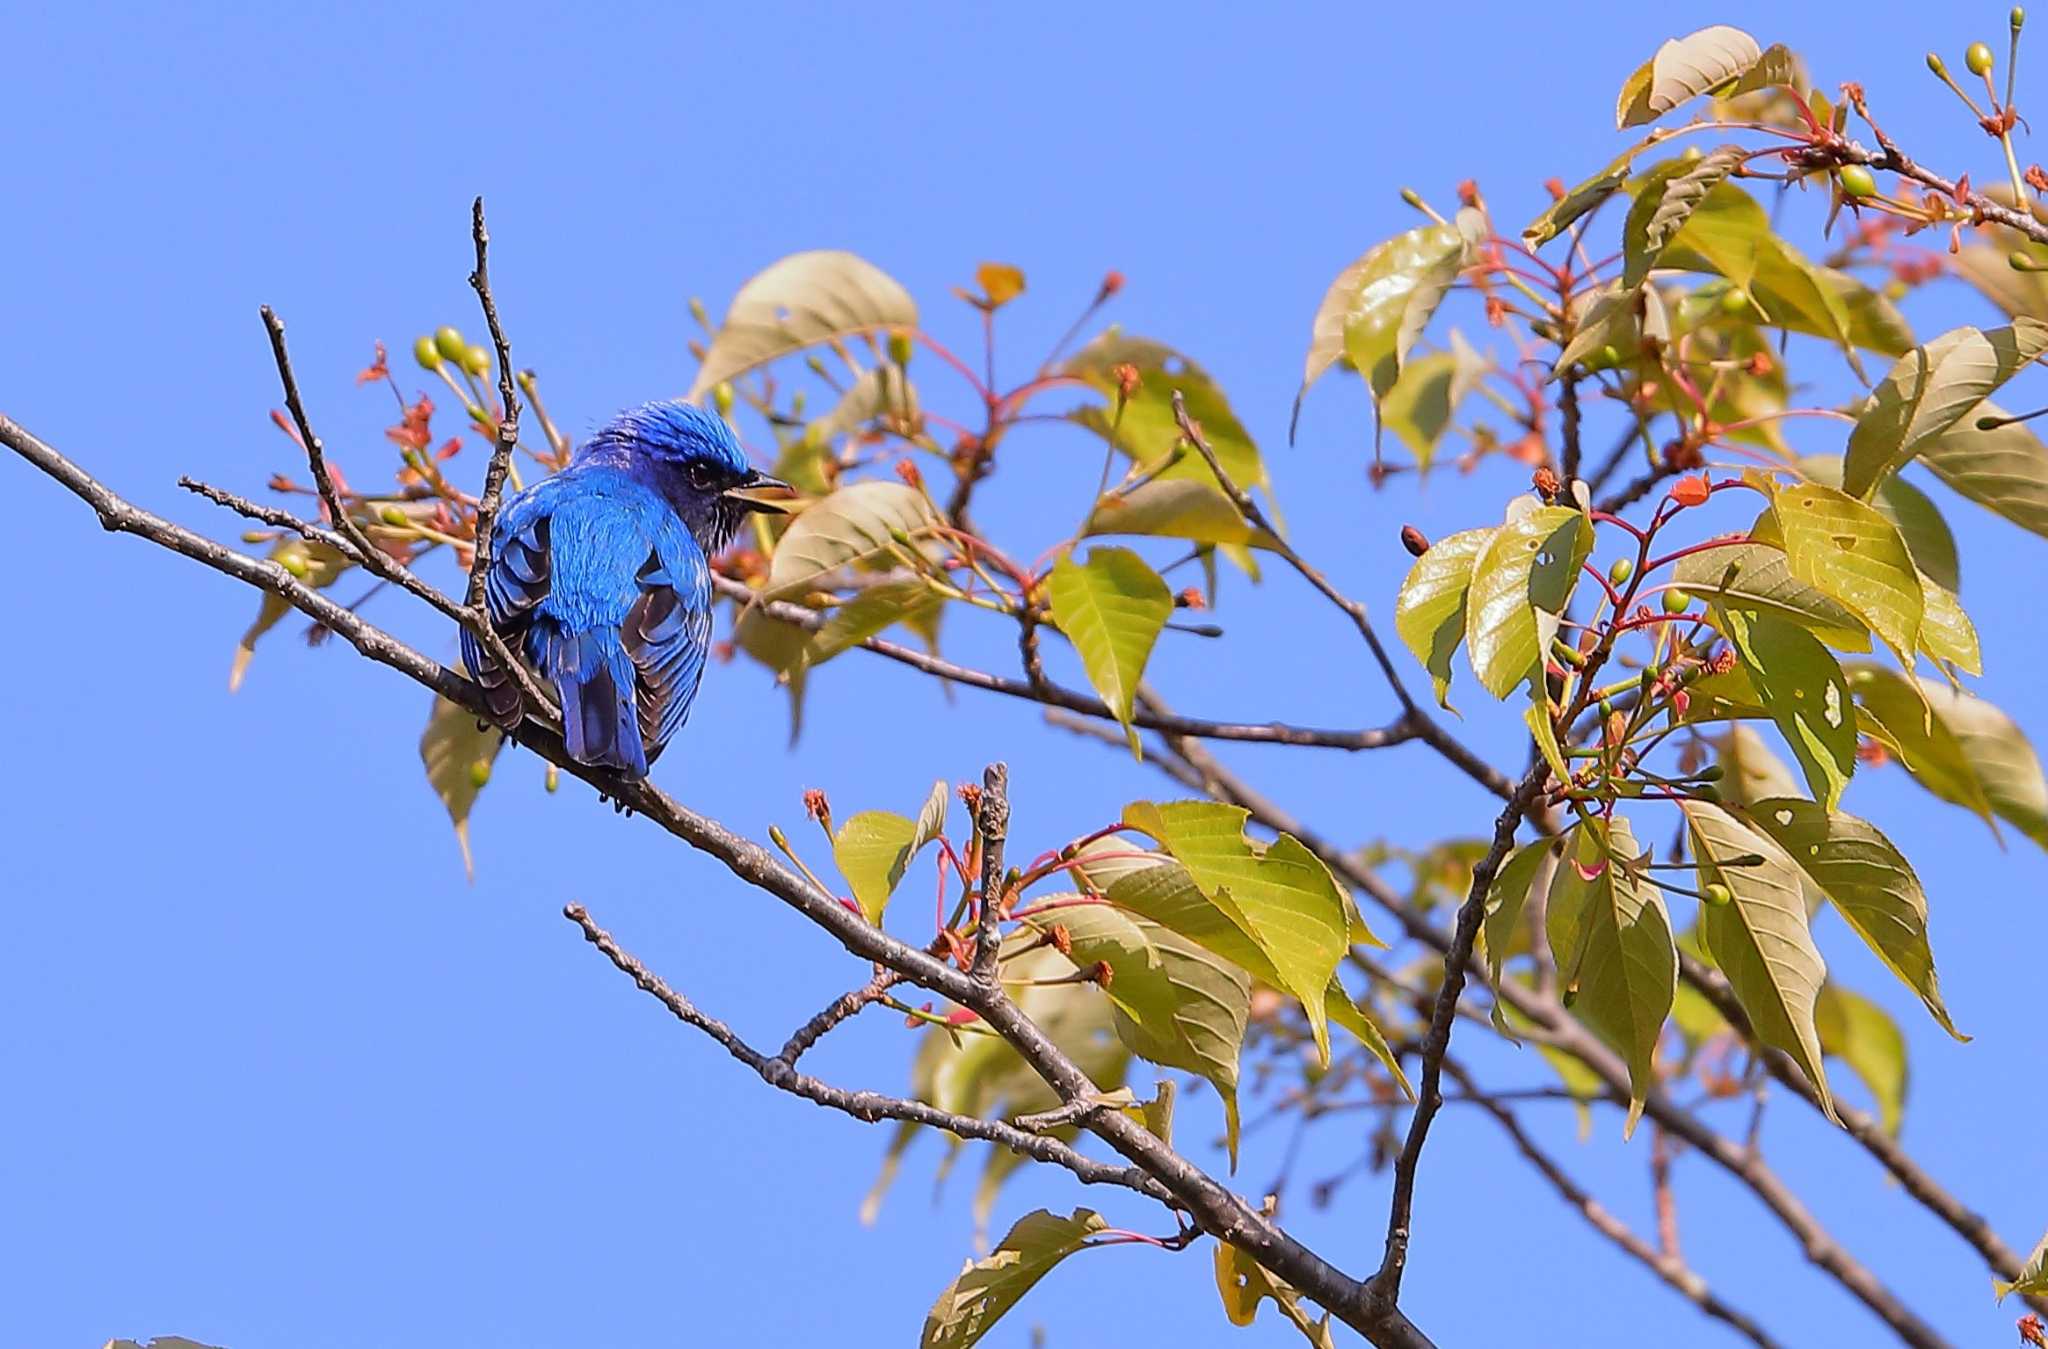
215 15 2048 1343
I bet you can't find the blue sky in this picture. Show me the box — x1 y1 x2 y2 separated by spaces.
5 2 2045 1346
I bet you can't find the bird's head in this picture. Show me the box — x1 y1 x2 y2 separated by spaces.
586 400 794 552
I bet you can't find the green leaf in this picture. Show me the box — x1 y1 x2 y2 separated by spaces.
815 363 920 441
1083 478 1280 550
230 537 352 692
1719 723 1806 806
1063 333 1270 497
1464 501 1593 697
1394 526 1496 708
1919 677 2048 850
1815 983 1909 1136
1842 320 2048 497
1919 401 2048 541
1716 608 1857 810
1623 146 1745 289
1027 903 1251 1165
419 693 504 882
1379 335 1487 469
1847 665 2000 829
1673 542 1870 651
1100 855 1405 1092
731 606 812 743
1741 798 1962 1039
1617 25 1764 128
1750 235 1864 376
807 579 944 666
1995 1230 2048 1302
1484 837 1556 1009
834 810 918 924
1663 180 1766 290
1524 138 1665 246
1545 818 1676 1134
1555 280 1670 375
689 250 917 399
1917 574 1981 675
1046 546 1173 755
764 480 942 600
1121 802 1352 1061
1682 800 1834 1115
1768 482 1923 664
922 1207 1106 1349
1296 223 1467 434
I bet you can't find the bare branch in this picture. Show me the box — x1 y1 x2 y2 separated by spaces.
970 762 1011 983
464 195 522 613
777 970 899 1065
563 901 1171 1202
1441 1058 1784 1349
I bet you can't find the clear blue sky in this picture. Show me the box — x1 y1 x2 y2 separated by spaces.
5 2 2044 1346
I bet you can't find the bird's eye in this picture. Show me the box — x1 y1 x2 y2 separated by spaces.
688 463 717 491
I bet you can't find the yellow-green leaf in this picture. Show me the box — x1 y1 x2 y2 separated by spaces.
1673 542 1870 651
1767 483 1923 664
689 250 917 399
1379 335 1487 469
834 810 918 924
1546 818 1676 1134
1617 26 1764 128
807 579 944 666
1919 677 2048 850
1623 145 1746 289
764 480 941 600
1918 401 2048 541
1847 665 1999 829
1843 320 2048 497
1214 1241 1338 1346
1995 1230 2048 1302
922 1207 1105 1349
1394 526 1496 708
1465 502 1593 697
1717 608 1856 810
1296 224 1466 434
419 693 503 882
1741 798 1962 1039
1798 455 1959 594
1047 546 1172 755
1084 478 1280 550
230 537 352 691
1683 800 1834 1115
1063 333 1270 497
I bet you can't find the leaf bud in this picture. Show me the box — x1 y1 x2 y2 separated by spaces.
433 326 467 362
887 328 915 367
1927 51 1949 76
689 296 710 328
545 763 559 793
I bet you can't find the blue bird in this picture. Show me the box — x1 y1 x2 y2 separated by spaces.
461 400 792 778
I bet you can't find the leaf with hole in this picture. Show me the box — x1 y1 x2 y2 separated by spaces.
1767 483 1923 664
1464 502 1593 697
1674 541 1869 651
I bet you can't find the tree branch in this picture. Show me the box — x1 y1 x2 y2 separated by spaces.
970 763 1010 982
0 412 1434 1349
1441 1057 1784 1349
563 901 1171 1201
464 195 522 613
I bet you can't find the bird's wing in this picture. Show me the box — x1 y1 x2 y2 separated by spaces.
462 484 555 727
622 524 714 764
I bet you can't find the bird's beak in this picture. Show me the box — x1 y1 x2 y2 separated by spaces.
724 470 798 514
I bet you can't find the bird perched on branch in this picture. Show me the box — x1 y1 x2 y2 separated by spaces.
461 400 792 778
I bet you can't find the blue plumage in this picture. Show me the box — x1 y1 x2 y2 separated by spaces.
461 400 790 778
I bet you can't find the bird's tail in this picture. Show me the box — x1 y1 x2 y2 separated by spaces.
533 621 649 778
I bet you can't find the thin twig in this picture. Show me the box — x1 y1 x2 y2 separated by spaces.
777 970 900 1065
464 195 522 613
971 763 1011 983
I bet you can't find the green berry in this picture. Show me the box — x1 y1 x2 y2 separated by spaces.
379 505 408 526
468 758 492 789
462 344 492 377
2016 8 2028 33
1662 587 1692 615
1608 556 1635 585
1561 986 1579 1009
887 328 915 367
1695 764 1726 783
545 764 560 794
1927 51 1949 75
277 549 310 579
433 326 467 362
1967 41 1996 76
1599 696 1616 718
713 382 736 418
1838 164 1878 199
413 336 443 371
1718 286 1751 316
1702 882 1733 906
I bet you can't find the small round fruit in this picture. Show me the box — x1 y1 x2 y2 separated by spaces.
887 328 915 367
413 335 443 371
1838 164 1878 198
1967 41 1996 75
1718 286 1751 316
1702 882 1733 906
468 758 492 789
712 381 736 418
433 326 467 362
1883 279 1910 301
462 344 491 377
1608 556 1635 585
1599 696 1616 718
1662 587 1692 615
